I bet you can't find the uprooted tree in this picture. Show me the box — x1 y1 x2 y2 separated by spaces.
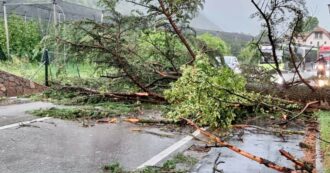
57 0 207 100
51 0 322 124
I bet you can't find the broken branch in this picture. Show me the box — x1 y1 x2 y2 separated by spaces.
279 101 319 125
279 149 314 172
184 118 297 173
125 118 178 124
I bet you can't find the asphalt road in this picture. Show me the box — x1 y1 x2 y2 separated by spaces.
0 100 185 173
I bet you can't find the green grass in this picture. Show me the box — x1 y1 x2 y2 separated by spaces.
0 58 97 84
319 111 330 173
30 105 134 120
30 100 166 120
258 63 285 71
102 153 197 173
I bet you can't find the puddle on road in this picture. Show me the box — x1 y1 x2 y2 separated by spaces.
192 130 304 173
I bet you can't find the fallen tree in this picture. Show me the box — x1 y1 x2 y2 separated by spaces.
57 86 167 104
246 83 330 104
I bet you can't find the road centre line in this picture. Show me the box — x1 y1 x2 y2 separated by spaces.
136 129 201 170
0 117 52 130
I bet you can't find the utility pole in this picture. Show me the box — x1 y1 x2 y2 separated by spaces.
3 1 10 57
53 0 57 27
53 0 58 66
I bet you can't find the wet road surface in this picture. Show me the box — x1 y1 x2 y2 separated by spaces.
192 130 304 173
0 101 55 126
0 101 184 173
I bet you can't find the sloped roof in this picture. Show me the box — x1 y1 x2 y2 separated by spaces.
304 26 330 41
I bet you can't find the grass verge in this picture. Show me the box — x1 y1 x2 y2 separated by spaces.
319 111 330 172
103 153 197 173
30 107 129 120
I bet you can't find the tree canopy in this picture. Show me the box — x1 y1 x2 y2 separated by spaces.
303 16 319 33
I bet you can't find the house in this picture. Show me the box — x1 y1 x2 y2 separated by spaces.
297 26 330 47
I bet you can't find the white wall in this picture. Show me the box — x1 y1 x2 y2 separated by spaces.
304 32 330 47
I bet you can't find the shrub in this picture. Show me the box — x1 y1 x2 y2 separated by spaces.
164 56 246 128
0 15 41 60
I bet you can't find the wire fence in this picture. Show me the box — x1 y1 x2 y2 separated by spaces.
0 0 103 83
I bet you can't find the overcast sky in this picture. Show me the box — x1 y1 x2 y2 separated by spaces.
200 0 330 35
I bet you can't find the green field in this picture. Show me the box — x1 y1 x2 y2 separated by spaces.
319 111 330 173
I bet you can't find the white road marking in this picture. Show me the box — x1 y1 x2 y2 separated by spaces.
0 117 52 130
136 129 201 170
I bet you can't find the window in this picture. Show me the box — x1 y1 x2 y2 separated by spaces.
325 41 327 45
315 32 323 39
310 41 313 45
317 41 320 47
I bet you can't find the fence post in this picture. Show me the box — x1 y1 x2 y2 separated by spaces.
44 49 50 86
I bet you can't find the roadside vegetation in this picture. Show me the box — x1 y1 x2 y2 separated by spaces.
319 111 330 172
103 153 197 173
30 88 166 121
0 0 329 172
0 59 96 84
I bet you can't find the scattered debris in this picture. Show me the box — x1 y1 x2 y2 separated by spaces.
279 149 314 173
82 120 95 128
299 142 312 150
188 145 212 153
131 128 175 138
233 124 305 135
213 153 224 173
278 101 319 125
185 118 308 173
124 118 177 124
96 118 118 124
16 123 40 129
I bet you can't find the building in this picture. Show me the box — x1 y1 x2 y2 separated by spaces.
297 26 330 47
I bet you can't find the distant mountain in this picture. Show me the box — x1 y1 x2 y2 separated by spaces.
60 0 254 55
190 13 223 32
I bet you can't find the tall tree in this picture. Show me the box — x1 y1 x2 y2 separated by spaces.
251 0 311 88
303 16 319 33
197 33 230 66
127 0 205 64
238 42 261 64
58 0 207 100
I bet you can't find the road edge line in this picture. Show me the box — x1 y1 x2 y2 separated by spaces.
136 129 201 170
0 117 52 130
